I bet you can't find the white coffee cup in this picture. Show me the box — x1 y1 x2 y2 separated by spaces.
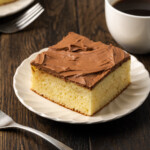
105 0 150 54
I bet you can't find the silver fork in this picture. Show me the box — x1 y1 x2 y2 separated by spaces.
0 110 73 150
0 3 44 33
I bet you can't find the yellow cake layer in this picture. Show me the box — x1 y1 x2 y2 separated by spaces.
31 60 130 116
0 0 17 5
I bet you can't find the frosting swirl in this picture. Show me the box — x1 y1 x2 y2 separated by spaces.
31 32 130 89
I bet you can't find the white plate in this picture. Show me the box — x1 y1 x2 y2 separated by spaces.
13 48 150 124
0 0 34 18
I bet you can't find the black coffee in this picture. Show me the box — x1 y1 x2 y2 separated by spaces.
113 0 150 16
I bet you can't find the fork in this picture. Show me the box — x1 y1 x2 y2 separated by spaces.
0 3 44 33
0 110 73 150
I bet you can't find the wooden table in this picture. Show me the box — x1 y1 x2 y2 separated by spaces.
0 0 150 150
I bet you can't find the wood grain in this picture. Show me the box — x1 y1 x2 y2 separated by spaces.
0 0 150 150
77 0 117 45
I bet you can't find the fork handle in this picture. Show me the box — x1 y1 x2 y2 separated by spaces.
11 122 72 150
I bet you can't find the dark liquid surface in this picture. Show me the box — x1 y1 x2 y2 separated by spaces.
113 0 150 16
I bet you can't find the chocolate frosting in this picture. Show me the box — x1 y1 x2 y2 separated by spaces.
31 32 130 89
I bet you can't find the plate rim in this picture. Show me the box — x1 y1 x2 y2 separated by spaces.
13 48 150 124
0 0 34 18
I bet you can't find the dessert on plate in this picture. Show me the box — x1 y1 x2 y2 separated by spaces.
0 0 17 5
30 32 131 116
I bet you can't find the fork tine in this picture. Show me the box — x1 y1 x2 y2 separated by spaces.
16 4 42 25
16 3 41 21
0 3 44 33
17 5 43 27
18 8 44 30
0 3 41 28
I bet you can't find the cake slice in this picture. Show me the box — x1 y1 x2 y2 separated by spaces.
0 0 17 5
31 32 130 116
